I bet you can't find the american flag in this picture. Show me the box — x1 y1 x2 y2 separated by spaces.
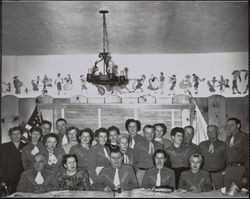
25 105 43 130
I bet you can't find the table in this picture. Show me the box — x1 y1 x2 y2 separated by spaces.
8 189 249 198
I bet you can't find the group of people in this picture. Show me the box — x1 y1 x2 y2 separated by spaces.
0 117 248 195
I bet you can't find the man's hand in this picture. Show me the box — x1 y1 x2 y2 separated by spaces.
103 186 112 192
190 186 202 193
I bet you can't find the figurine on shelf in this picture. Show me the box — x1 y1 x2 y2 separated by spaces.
13 76 23 94
147 74 159 91
80 75 88 94
63 74 73 93
31 79 39 92
168 75 176 95
54 73 63 95
192 74 205 95
179 75 192 90
232 70 241 94
207 80 215 93
131 75 146 93
159 72 165 94
241 69 248 94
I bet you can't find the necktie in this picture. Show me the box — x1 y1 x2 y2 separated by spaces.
31 146 39 156
156 170 161 186
149 142 154 154
123 154 129 164
113 169 120 187
229 135 234 147
48 153 58 165
130 137 135 149
208 141 214 153
35 171 44 185
62 135 68 145
103 147 110 160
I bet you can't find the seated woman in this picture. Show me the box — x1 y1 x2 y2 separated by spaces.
69 128 94 168
105 126 120 152
153 123 172 149
56 154 92 191
141 149 175 190
87 128 111 183
178 154 213 193
22 126 45 170
42 133 65 172
118 135 135 169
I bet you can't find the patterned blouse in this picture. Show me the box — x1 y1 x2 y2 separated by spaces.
56 168 92 191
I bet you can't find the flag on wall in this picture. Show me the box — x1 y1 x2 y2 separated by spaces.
25 105 43 130
192 102 208 145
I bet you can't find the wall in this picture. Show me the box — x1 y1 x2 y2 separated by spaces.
1 52 248 98
1 95 248 143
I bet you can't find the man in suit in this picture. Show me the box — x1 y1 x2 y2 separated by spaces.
198 124 227 189
183 126 199 153
134 125 163 186
224 118 248 190
0 126 27 194
94 149 139 192
17 153 56 193
55 118 68 147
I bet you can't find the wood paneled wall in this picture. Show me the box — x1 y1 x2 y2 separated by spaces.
1 95 248 143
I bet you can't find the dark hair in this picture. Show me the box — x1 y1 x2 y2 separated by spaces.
152 149 170 167
62 154 78 169
30 126 43 135
56 118 67 125
143 124 155 132
227 117 241 128
110 148 123 157
107 126 120 137
95 127 108 138
8 126 22 136
76 128 94 145
184 125 194 134
42 133 60 147
66 126 79 137
34 152 47 162
125 119 141 132
29 126 43 141
153 123 167 136
170 127 184 137
41 120 52 130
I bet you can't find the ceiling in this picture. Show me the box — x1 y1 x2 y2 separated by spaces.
2 1 248 55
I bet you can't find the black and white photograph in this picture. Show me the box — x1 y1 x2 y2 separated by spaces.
1 1 248 198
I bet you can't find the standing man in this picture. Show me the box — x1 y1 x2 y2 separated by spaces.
93 150 139 192
125 119 144 149
1 127 27 194
40 120 52 137
183 126 199 153
198 125 227 189
134 125 163 186
224 118 248 190
165 127 194 189
55 118 68 147
62 126 79 154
